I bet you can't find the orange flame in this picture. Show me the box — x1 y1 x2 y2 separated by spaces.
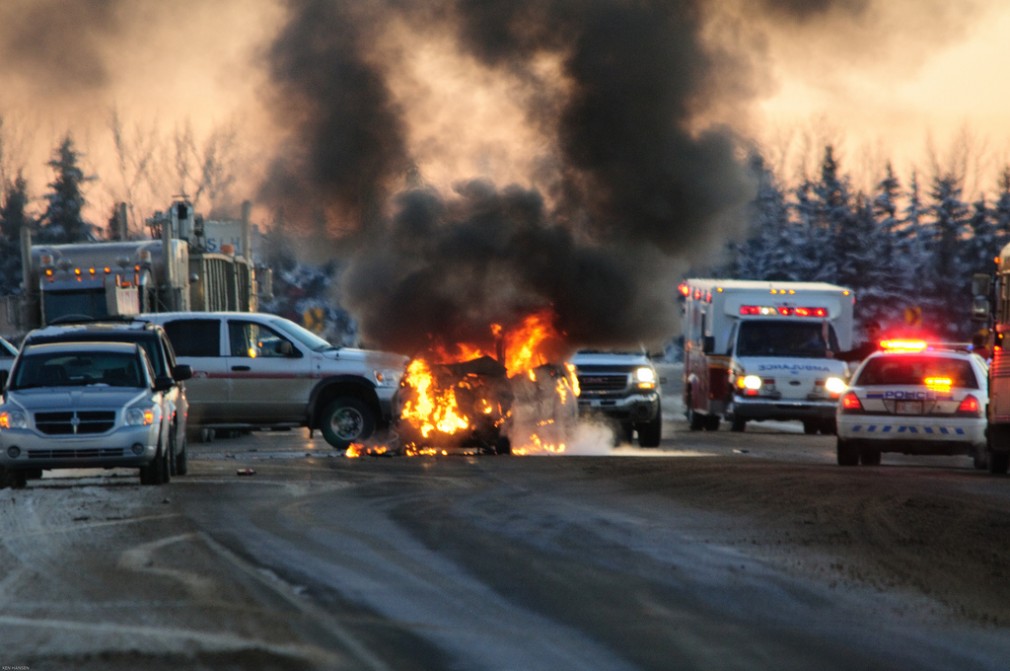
399 358 472 438
397 307 577 455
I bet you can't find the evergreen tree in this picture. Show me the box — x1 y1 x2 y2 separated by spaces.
732 153 796 280
808 145 852 284
963 194 996 277
992 166 1010 254
0 174 31 294
38 135 95 243
790 179 822 281
926 172 971 336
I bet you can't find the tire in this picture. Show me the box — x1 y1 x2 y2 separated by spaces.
175 434 189 476
837 438 859 466
859 447 881 466
495 436 512 455
637 412 662 448
140 435 170 486
730 416 746 432
988 451 1010 475
688 407 706 431
320 397 376 450
0 468 27 489
972 445 988 471
704 414 720 431
803 421 818 435
820 419 838 435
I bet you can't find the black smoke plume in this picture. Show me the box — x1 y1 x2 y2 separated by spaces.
263 0 756 355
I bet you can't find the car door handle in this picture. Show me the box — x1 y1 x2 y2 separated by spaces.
232 365 251 371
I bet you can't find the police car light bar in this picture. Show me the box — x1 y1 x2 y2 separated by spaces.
880 339 928 352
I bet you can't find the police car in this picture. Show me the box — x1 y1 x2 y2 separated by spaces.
835 339 988 467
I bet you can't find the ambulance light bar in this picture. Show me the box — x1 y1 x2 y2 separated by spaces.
739 305 828 317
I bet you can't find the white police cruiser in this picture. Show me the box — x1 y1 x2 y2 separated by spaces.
836 339 988 468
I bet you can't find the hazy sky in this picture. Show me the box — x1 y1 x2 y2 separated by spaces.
1 0 1006 350
1 0 1005 223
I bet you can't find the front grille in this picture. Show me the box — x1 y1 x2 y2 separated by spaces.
34 411 117 435
27 447 127 460
577 372 630 395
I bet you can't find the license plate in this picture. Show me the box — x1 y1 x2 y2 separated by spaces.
895 400 923 415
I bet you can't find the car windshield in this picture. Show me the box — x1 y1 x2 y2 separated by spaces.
12 351 144 389
735 320 840 358
855 355 978 389
269 317 338 352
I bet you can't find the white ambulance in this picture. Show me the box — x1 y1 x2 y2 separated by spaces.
680 279 855 433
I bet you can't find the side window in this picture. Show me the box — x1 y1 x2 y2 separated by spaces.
163 320 221 357
228 321 296 358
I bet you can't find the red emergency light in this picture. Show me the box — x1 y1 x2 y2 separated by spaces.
739 305 829 317
881 339 927 352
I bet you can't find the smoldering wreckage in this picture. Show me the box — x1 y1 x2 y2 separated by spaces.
349 311 584 457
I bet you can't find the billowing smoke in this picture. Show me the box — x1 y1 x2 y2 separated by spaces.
1 0 996 357
262 0 756 355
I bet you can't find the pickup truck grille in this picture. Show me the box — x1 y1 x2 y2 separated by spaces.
34 411 117 435
576 368 631 395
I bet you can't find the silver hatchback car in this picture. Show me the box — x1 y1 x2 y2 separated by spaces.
0 341 175 488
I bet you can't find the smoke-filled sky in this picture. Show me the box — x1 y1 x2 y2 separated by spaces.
1 0 1007 355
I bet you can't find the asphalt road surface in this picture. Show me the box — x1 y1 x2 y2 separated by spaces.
3 398 1010 670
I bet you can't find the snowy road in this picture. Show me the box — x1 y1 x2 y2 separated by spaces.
3 415 1010 670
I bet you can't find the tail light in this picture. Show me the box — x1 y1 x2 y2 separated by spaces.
956 394 982 418
840 391 863 413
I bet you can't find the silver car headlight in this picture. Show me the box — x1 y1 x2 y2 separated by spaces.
126 406 157 427
0 409 27 430
374 368 403 387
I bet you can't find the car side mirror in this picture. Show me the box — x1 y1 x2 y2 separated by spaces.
172 364 192 382
154 376 174 393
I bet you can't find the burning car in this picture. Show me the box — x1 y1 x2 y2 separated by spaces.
351 310 579 456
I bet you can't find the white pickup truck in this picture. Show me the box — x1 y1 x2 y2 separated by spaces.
570 350 662 447
140 312 407 449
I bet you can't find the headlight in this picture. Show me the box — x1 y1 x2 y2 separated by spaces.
737 374 763 391
126 406 157 426
634 366 657 390
0 410 27 430
824 376 847 396
374 368 403 387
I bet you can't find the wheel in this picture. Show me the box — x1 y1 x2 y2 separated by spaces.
320 397 376 449
704 414 720 431
819 419 837 435
140 435 170 485
972 445 988 471
730 416 746 432
988 451 1010 475
837 438 859 466
175 433 189 476
495 436 512 455
0 467 27 489
637 412 662 448
859 447 881 466
688 407 706 431
803 421 818 435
